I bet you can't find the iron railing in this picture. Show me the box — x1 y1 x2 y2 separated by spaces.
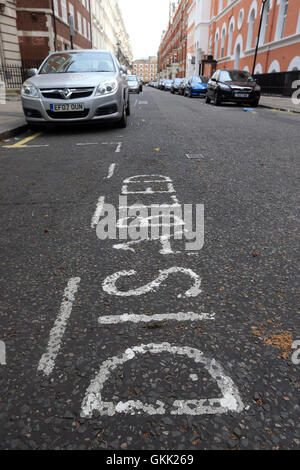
0 61 42 89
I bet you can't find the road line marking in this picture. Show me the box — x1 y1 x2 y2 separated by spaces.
76 142 98 146
91 195 105 228
115 142 122 153
98 311 215 325
81 343 244 417
37 277 81 376
105 163 116 179
134 99 138 107
3 144 49 149
4 132 42 148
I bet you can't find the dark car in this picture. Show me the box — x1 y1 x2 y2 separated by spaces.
178 78 189 95
184 76 209 98
171 78 182 94
206 69 261 106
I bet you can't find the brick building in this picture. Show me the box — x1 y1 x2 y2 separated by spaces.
206 0 300 76
158 0 191 79
132 56 157 83
16 0 92 65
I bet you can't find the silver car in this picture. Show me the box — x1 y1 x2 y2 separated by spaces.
127 75 140 94
21 50 130 129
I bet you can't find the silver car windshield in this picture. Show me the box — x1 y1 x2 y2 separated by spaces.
39 52 116 74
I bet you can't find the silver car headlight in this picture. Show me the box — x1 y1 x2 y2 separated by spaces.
95 79 118 96
21 81 39 97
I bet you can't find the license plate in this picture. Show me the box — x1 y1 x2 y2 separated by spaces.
234 93 249 98
50 103 84 112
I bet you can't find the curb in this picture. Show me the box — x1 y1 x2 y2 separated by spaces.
259 103 300 114
0 123 28 141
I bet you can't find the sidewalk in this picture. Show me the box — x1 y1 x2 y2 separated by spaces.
259 95 300 113
0 98 27 141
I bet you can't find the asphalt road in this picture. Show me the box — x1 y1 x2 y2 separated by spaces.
0 88 299 450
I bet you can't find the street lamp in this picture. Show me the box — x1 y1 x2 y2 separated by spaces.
252 0 267 76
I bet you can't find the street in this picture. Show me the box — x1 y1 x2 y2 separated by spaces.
0 87 299 450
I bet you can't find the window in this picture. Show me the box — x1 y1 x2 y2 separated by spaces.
220 26 226 58
259 0 270 45
247 9 255 49
77 12 82 34
280 0 289 38
69 3 74 22
234 43 241 69
61 0 68 23
276 0 289 39
53 0 59 17
228 21 234 56
214 31 219 59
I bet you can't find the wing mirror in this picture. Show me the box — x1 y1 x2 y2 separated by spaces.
120 65 127 75
27 68 38 77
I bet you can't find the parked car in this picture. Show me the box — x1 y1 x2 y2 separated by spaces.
171 78 182 94
158 79 165 90
21 49 130 129
184 76 209 98
127 75 140 94
137 77 143 92
178 78 189 95
206 69 261 106
164 79 173 91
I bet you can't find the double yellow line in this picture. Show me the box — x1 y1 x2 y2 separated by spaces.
3 132 42 148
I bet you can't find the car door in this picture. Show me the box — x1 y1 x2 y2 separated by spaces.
207 71 218 98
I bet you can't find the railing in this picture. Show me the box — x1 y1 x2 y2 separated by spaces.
0 61 42 89
254 71 300 97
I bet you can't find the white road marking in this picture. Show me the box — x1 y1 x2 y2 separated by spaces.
134 99 138 107
121 183 175 195
102 267 201 298
76 143 98 146
115 142 122 153
98 311 215 325
0 340 6 365
37 277 81 376
81 343 244 417
91 196 105 228
123 175 172 183
105 163 116 180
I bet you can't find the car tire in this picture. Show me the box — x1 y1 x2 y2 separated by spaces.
214 91 221 106
27 123 42 132
118 104 127 128
205 95 211 104
251 100 259 107
189 91 193 98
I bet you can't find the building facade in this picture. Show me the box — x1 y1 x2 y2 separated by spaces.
132 56 158 82
90 0 132 68
16 0 92 64
158 0 190 79
206 0 300 75
186 0 211 76
0 0 22 65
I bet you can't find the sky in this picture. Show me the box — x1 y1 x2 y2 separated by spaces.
118 0 170 60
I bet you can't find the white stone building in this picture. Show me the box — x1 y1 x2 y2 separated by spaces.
186 0 211 77
0 0 21 65
90 0 132 67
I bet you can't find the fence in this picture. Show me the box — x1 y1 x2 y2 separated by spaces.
0 60 42 89
254 70 300 97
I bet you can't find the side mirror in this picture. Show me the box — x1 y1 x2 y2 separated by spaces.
27 68 38 77
120 65 127 75
211 77 216 82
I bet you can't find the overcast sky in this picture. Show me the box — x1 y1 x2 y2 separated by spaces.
118 0 170 60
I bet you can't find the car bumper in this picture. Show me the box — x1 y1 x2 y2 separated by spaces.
191 88 207 96
21 91 124 123
129 86 139 93
219 90 260 103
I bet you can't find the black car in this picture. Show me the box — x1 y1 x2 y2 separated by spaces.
171 78 182 94
206 69 261 106
178 78 189 96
